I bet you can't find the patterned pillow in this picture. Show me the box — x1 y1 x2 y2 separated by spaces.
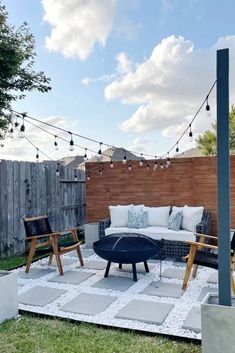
128 209 148 229
168 211 183 231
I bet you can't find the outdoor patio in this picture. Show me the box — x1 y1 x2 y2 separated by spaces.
15 246 221 340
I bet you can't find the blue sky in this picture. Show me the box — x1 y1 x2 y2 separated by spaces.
2 0 235 161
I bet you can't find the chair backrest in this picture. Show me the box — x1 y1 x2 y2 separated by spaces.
23 216 52 237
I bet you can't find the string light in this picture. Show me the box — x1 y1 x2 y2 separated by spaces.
5 79 216 175
84 148 88 160
160 162 164 170
122 151 127 164
56 163 60 176
87 173 90 181
176 142 179 154
128 160 132 171
19 117 25 138
110 158 114 168
36 148 39 163
69 133 74 151
74 170 78 181
0 141 4 148
98 142 102 155
99 163 103 175
146 163 150 171
189 124 193 142
54 135 58 150
206 95 211 116
154 158 158 171
139 154 144 167
167 153 171 166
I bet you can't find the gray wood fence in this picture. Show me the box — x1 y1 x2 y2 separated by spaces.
0 160 86 257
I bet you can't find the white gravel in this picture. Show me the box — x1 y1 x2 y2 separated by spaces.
14 247 218 340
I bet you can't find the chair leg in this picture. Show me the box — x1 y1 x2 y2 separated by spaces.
48 253 54 265
192 264 199 278
182 245 197 290
25 239 36 273
51 236 63 275
76 245 84 266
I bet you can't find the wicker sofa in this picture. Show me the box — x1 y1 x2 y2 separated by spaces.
98 209 211 260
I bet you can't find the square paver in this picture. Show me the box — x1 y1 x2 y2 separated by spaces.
18 268 55 279
207 272 218 283
18 286 66 307
92 276 134 291
116 263 154 273
141 281 184 298
182 306 201 333
60 293 116 315
161 268 188 280
51 257 78 267
198 287 218 302
83 260 107 270
48 270 95 285
115 299 173 325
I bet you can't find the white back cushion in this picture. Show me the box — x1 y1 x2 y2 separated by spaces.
144 206 171 227
182 206 204 232
109 205 133 227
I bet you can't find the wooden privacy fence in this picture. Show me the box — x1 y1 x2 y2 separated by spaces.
0 160 86 257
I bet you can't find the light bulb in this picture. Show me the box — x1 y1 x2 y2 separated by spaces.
110 160 114 168
139 159 144 167
167 157 171 165
56 163 60 176
160 163 164 170
8 127 14 138
122 155 127 164
154 162 158 171
36 150 39 163
128 164 132 171
87 174 90 181
19 124 25 138
146 164 150 170
0 141 4 148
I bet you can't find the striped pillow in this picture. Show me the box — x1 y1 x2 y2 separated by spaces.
109 205 133 227
182 206 204 232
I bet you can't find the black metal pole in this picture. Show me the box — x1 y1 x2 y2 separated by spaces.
217 48 231 306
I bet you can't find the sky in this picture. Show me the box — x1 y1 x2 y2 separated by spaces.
1 0 235 162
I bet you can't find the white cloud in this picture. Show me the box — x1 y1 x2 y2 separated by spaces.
81 51 132 85
42 0 117 60
105 35 235 141
116 52 133 74
127 137 150 153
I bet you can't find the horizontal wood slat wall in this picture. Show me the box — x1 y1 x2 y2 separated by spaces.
86 156 235 235
0 160 86 257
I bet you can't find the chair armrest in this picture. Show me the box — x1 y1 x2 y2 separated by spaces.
194 233 217 240
185 240 218 250
99 218 111 238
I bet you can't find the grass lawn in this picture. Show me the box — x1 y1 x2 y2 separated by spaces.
0 254 201 353
0 315 201 353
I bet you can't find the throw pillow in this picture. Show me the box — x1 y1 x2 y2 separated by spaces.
144 206 171 227
168 211 183 231
127 209 148 229
109 205 133 227
182 206 204 232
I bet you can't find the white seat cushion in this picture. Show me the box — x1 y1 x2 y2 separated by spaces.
105 226 195 242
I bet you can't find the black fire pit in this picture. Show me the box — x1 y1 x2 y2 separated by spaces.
93 233 162 281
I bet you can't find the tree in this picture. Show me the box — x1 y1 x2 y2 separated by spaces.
196 105 235 155
0 4 51 138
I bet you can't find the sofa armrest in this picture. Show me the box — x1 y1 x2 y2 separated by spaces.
99 218 111 238
196 220 211 235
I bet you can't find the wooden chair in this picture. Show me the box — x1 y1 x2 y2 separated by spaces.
182 231 235 293
23 215 84 275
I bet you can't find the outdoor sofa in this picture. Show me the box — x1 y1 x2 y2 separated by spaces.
99 205 211 260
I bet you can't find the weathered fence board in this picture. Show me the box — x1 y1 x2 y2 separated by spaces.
0 160 86 257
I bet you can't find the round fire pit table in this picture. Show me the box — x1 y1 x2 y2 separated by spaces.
93 233 163 281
